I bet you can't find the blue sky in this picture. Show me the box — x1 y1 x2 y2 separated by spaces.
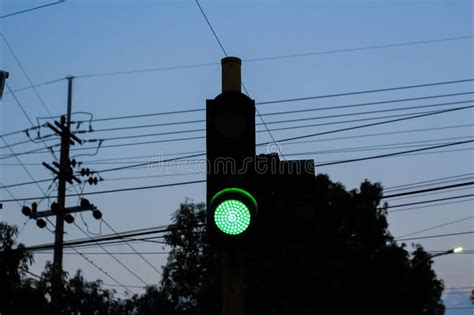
1 0 473 311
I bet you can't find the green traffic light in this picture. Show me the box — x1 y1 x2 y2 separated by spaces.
214 199 251 235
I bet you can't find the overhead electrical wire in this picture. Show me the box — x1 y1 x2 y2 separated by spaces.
3 103 470 161
396 216 474 239
0 0 65 19
0 32 52 115
387 194 474 212
193 0 284 159
395 230 474 242
67 86 474 125
33 35 471 80
102 219 163 276
73 223 150 286
3 156 474 204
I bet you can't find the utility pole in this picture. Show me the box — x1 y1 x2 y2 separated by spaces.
17 76 103 313
51 76 74 314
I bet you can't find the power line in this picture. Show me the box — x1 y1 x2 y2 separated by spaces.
257 78 474 105
395 230 474 242
62 123 474 164
0 0 65 19
1 137 472 190
0 32 52 115
66 98 472 140
387 198 474 214
3 142 474 204
18 224 193 252
73 223 150 286
72 248 134 295
22 105 471 160
246 35 474 62
194 0 283 159
382 181 474 199
5 77 66 95
194 0 228 56
53 35 473 80
385 172 474 192
397 216 474 239
102 219 162 276
258 105 473 146
69 89 474 125
3 96 472 159
318 140 474 167
36 251 170 255
387 194 474 212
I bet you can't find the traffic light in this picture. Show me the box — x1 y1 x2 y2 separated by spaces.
210 187 257 236
206 57 257 246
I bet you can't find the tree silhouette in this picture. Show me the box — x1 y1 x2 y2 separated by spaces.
160 174 445 315
0 173 446 314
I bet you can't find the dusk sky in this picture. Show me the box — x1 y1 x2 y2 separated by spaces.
1 0 473 312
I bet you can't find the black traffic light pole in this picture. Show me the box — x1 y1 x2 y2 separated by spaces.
209 57 248 315
221 58 245 315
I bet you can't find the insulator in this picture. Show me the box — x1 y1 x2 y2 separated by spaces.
80 198 91 208
92 209 102 220
31 202 37 214
64 214 74 224
51 202 60 213
36 219 47 229
70 159 77 167
21 206 32 217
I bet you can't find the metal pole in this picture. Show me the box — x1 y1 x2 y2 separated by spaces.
51 76 73 314
223 250 245 315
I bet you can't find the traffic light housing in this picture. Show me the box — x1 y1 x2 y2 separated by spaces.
206 81 257 246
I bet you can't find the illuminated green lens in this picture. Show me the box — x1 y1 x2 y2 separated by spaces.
214 199 251 235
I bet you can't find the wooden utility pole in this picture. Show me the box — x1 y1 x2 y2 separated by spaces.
51 76 74 315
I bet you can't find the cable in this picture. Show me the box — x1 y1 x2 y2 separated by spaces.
397 216 474 239
194 0 283 159
0 0 65 19
195 0 228 56
388 198 474 214
72 248 134 295
70 90 474 126
63 122 474 164
36 251 170 255
102 219 162 276
1 137 472 190
74 98 473 144
0 179 206 203
318 139 474 166
0 32 52 115
257 78 474 106
3 98 472 160
382 182 474 199
385 172 474 192
5 77 66 95
73 223 150 286
244 35 474 63
395 230 474 242
3 140 474 203
258 105 474 146
19 224 194 252
387 194 474 212
55 35 473 79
